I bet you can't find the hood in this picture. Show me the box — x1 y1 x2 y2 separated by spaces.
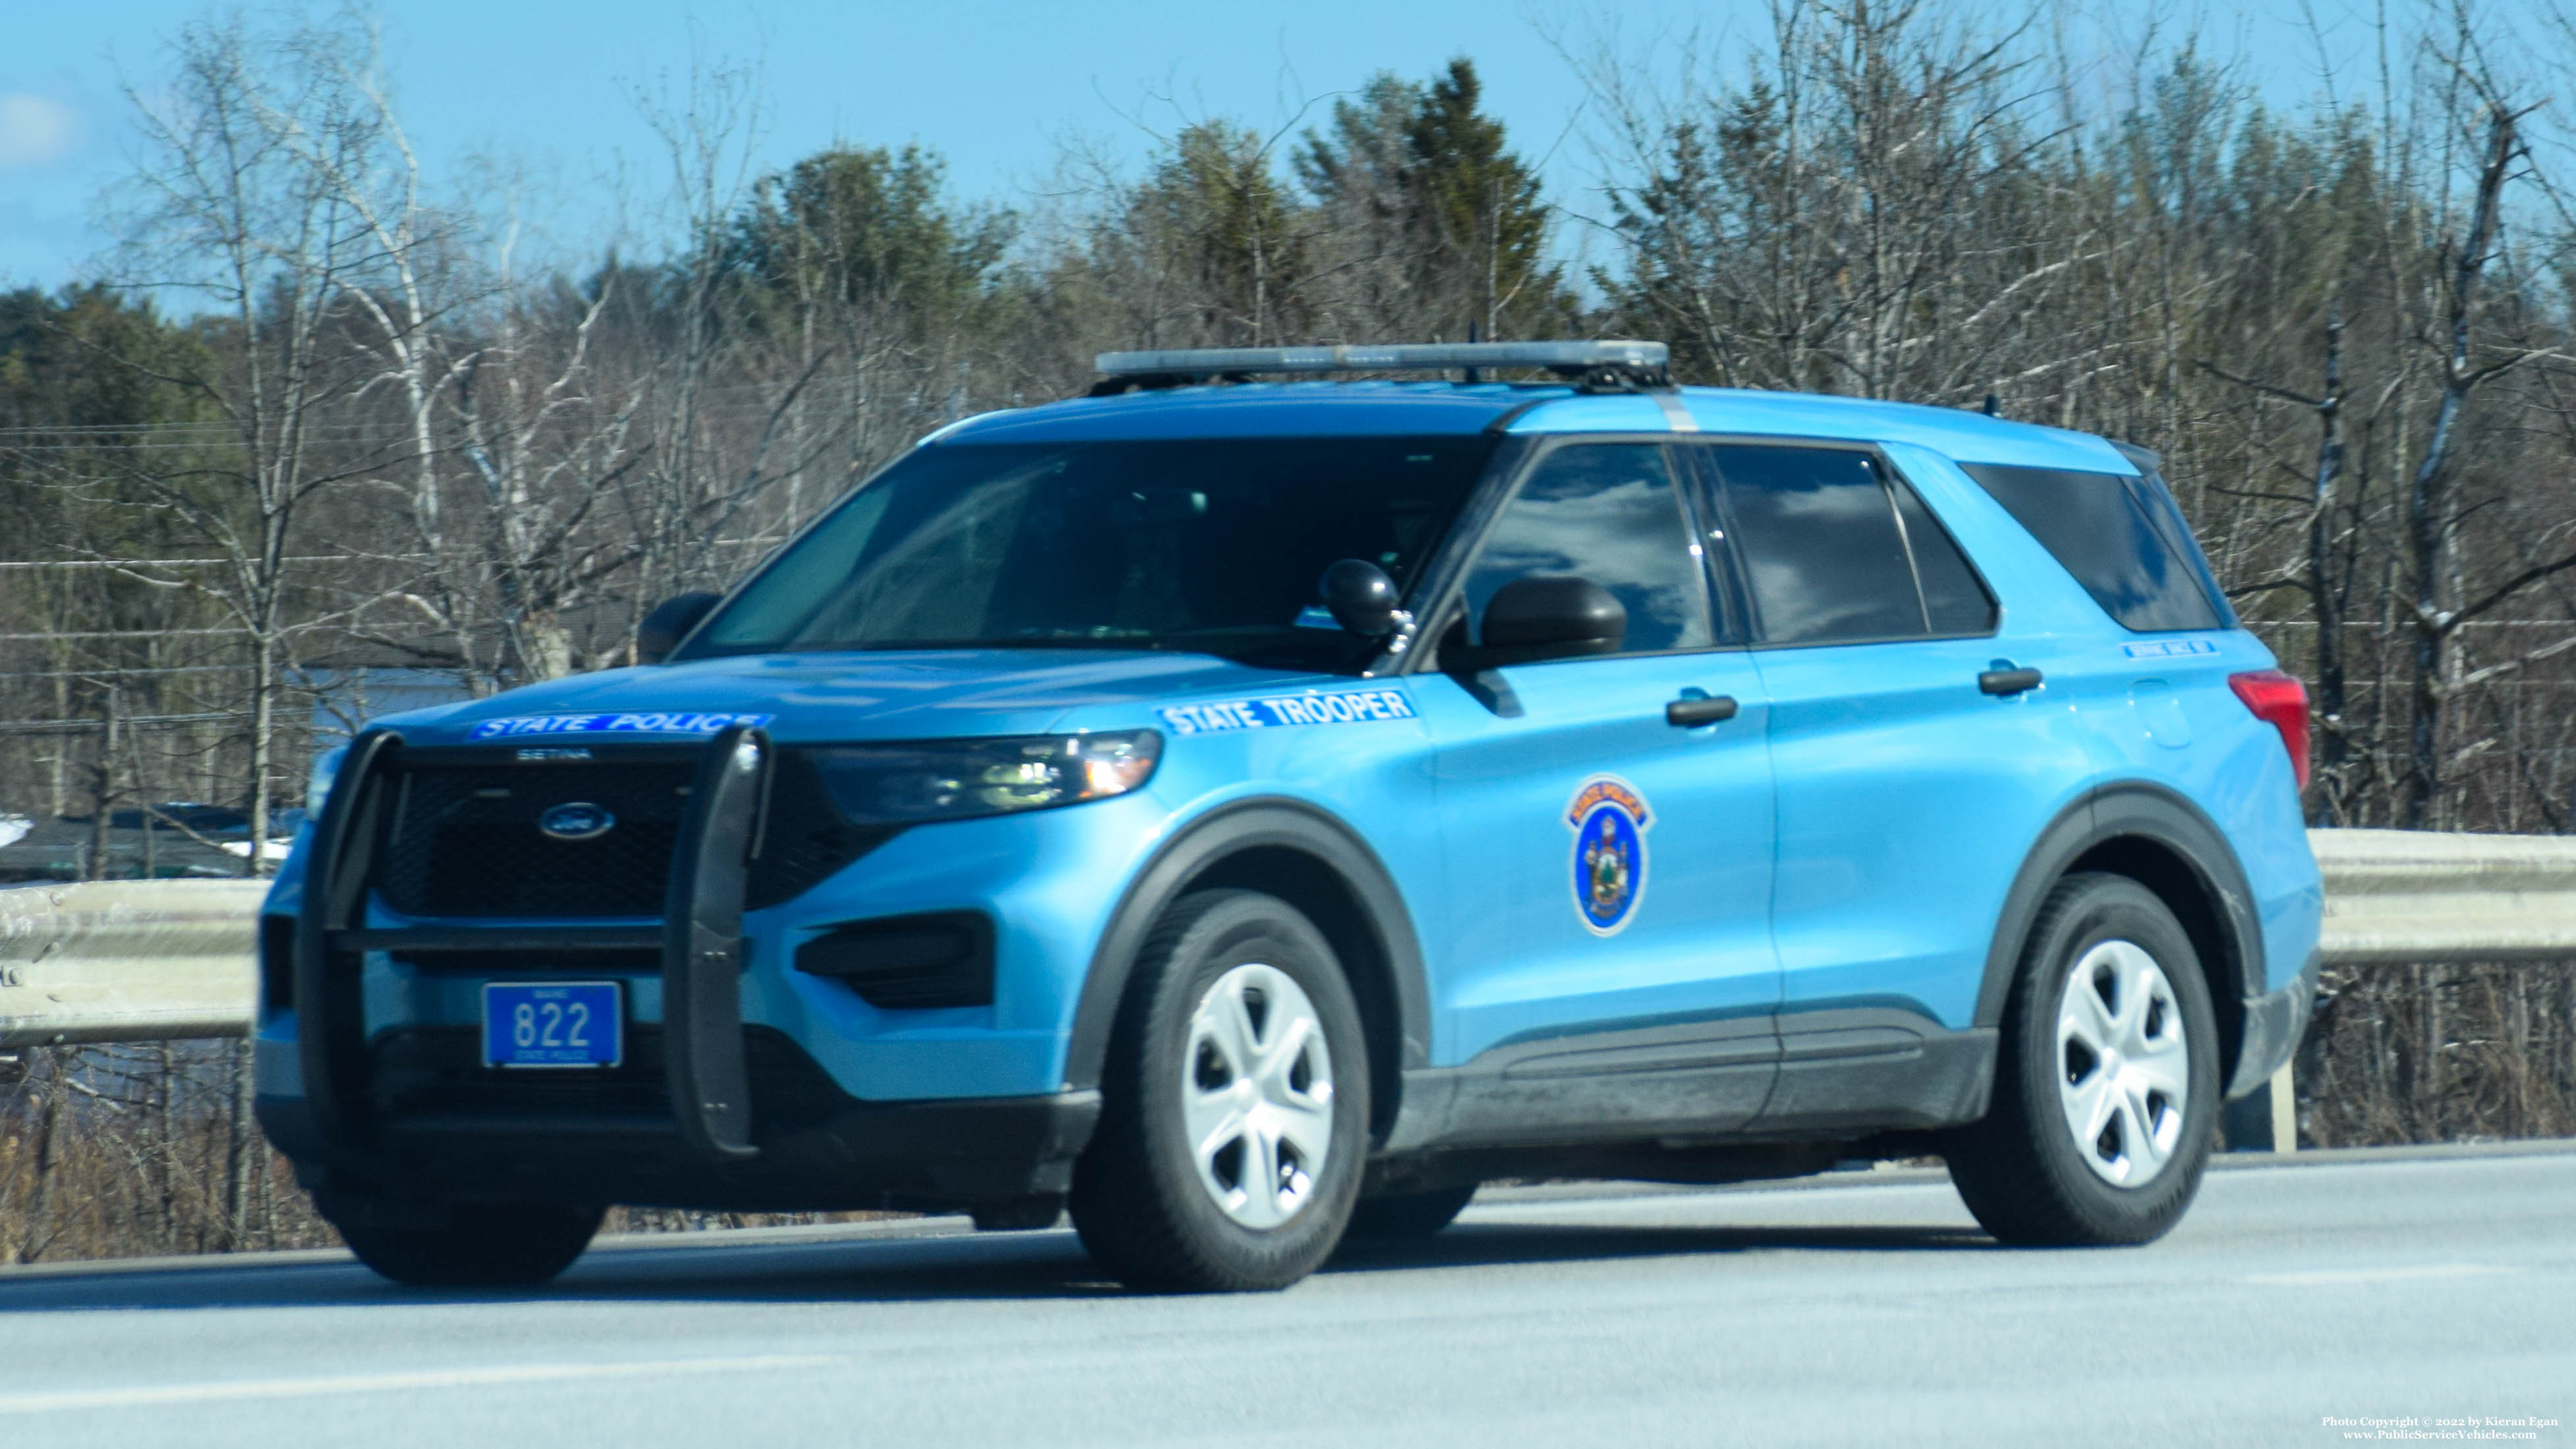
375 649 1334 745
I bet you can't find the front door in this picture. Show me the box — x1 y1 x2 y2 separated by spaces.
1411 440 1779 1136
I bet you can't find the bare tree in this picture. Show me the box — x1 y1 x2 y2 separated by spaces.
1591 0 2081 401
106 13 450 1241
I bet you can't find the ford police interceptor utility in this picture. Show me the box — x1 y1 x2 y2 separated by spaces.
257 341 2322 1292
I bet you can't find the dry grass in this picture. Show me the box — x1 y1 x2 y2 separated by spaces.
2297 962 2576 1147
0 1043 896 1266
0 1044 334 1264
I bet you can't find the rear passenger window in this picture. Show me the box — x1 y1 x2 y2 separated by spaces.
1959 463 2226 632
1702 445 1994 645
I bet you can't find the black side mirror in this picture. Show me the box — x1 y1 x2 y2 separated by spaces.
1473 575 1625 668
1318 558 1404 637
637 591 722 665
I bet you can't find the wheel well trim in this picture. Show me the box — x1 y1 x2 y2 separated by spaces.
1978 782 2265 1078
1064 797 1431 1116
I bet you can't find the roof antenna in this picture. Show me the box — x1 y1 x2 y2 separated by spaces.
1463 321 1483 385
1982 392 2000 417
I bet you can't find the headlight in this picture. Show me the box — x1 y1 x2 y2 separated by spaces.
805 730 1162 824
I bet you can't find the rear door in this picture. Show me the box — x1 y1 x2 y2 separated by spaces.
1693 441 2097 1130
1410 440 1779 1134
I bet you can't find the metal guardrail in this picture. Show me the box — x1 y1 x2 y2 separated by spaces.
6 830 2575 1132
2311 828 2576 963
0 880 265 1048
2207 828 2576 1153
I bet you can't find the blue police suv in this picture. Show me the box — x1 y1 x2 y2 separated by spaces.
257 341 2322 1291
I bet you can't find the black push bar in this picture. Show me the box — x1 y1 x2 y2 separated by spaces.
292 725 774 1161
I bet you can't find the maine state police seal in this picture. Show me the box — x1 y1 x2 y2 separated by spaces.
1565 776 1652 936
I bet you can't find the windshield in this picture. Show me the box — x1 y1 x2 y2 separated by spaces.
684 435 1497 671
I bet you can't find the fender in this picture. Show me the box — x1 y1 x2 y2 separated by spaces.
1063 797 1432 1120
1977 781 2264 1080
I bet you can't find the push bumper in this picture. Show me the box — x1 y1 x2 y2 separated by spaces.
273 724 1099 1212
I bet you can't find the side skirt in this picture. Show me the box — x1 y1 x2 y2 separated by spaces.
1384 1015 1779 1155
1375 1007 1995 1190
1764 1007 1996 1135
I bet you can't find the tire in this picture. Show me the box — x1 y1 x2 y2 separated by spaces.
1945 872 2221 1247
328 1198 605 1287
1068 889 1371 1292
1344 1183 1477 1240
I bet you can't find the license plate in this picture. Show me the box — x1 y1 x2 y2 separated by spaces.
482 982 622 1068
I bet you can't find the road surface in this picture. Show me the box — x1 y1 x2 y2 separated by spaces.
0 1144 2569 1446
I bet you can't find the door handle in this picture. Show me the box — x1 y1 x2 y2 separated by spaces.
1979 667 2044 696
1666 694 1741 727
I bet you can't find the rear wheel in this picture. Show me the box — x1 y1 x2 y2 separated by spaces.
327 1198 604 1288
1069 889 1370 1291
1344 1183 1477 1240
1945 872 2219 1246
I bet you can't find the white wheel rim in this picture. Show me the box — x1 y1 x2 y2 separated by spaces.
1180 962 1336 1229
2055 939 2191 1188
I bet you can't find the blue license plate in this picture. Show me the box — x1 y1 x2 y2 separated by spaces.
482 982 622 1068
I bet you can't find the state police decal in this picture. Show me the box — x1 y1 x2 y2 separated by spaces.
1565 776 1652 936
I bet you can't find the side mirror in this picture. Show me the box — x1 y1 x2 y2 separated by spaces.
636 591 722 665
1473 575 1625 668
1318 558 1404 637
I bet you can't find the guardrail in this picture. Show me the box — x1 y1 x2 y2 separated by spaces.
0 880 265 1048
2310 828 2576 963
6 831 2575 1148
2211 828 2576 1153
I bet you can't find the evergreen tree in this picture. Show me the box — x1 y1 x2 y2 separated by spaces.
728 144 1015 348
1300 58 1571 342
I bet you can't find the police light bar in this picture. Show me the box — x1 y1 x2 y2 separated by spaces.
1093 340 1668 378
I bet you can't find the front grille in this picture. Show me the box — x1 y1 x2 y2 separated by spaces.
369 749 895 920
368 1024 847 1130
377 761 693 918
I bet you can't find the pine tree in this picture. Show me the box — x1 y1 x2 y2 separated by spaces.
1300 59 1571 343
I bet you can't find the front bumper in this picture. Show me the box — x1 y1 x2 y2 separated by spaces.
276 725 1115 1211
258 1070 1101 1213
2227 946 2321 1098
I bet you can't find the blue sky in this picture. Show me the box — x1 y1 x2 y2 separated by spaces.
1 1 2386 292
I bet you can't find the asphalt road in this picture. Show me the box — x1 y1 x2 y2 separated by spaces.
1 1145 2569 1448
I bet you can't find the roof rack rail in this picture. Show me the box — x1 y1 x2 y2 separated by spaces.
1088 341 1671 397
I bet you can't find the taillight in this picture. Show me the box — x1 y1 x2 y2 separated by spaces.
2228 670 2310 791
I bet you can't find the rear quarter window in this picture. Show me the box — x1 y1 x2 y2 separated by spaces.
1958 463 2228 632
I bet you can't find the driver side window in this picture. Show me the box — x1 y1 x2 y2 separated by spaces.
1459 444 1717 656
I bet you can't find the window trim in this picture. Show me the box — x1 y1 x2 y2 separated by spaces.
1393 432 1748 675
1683 436 2003 652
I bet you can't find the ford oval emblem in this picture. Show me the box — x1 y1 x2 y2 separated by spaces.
537 802 616 841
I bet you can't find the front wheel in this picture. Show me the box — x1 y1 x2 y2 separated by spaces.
1068 889 1371 1292
1944 872 2219 1246
327 1198 605 1287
